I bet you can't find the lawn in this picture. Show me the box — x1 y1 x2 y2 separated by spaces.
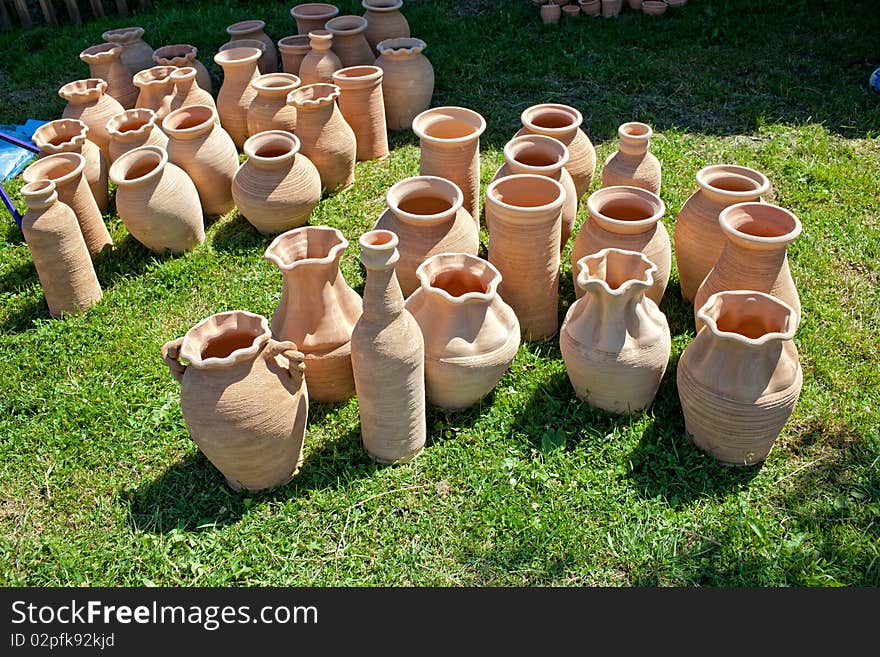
1 0 879 586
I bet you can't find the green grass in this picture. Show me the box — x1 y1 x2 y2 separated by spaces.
1 0 879 586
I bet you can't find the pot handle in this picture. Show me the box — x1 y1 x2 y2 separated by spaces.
161 337 187 383
266 339 306 382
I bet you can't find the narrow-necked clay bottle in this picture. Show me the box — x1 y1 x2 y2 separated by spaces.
226 20 277 74
20 180 103 318
362 0 410 55
79 43 138 109
325 15 374 67
601 122 661 194
153 44 213 93
298 30 342 86
332 65 389 161
109 145 204 253
247 73 301 135
375 37 433 131
133 65 176 124
278 35 311 75
265 226 363 403
102 27 154 77
168 66 217 113
232 130 322 234
107 108 169 164
561 249 670 413
678 291 802 466
214 46 262 149
162 310 308 491
351 230 426 463
164 105 239 216
291 2 340 34
405 253 520 410
59 78 125 162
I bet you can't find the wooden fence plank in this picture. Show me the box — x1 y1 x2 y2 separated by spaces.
11 0 31 27
0 1 11 31
88 0 104 18
37 0 57 24
64 0 82 24
115 0 128 16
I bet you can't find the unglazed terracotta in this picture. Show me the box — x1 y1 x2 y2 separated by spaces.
602 0 623 16
580 0 601 15
678 291 802 466
601 122 661 194
563 5 581 17
332 65 389 161
102 27 154 77
278 35 312 75
291 3 340 35
265 226 363 402
232 131 322 234
247 73 301 135
561 249 670 413
162 311 308 491
351 230 426 463
168 66 217 113
374 176 479 296
541 4 562 23
572 185 669 304
59 78 125 161
226 20 277 74
642 1 668 15
375 37 434 131
674 164 770 302
298 31 343 86
406 253 520 410
214 46 262 149
362 0 410 55
219 38 268 58
109 145 204 253
107 108 169 164
133 65 176 124
325 15 374 67
20 180 102 318
627 0 642 9
79 43 138 109
153 44 212 93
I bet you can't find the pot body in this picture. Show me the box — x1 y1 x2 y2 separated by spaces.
153 44 213 93
375 38 434 131
298 31 343 85
107 108 169 164
80 43 139 109
326 16 375 67
60 79 125 162
215 47 262 149
226 20 278 74
279 35 312 75
102 27 154 76
291 3 341 35
601 122 661 194
332 66 389 161
168 68 217 113
362 1 410 55
247 73 301 135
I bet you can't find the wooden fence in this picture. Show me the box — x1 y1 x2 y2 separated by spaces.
1 0 154 29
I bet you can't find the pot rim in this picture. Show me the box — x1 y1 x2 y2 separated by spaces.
252 72 302 95
169 66 199 83
412 106 487 145
22 151 86 187
325 15 368 35
179 310 272 368
213 46 263 67
32 119 89 152
226 19 267 36
415 252 502 305
718 201 802 246
503 134 570 174
264 225 349 271
79 42 122 62
133 65 175 89
290 3 341 21
486 173 566 215
58 78 107 103
574 247 657 297
386 175 464 226
152 43 198 65
109 144 167 187
102 26 145 43
243 130 302 164
21 179 58 207
162 104 217 137
586 185 665 232
376 37 426 56
107 108 158 140
618 121 653 143
331 65 383 87
696 290 798 346
695 164 770 199
278 34 312 50
362 0 404 12
288 82 341 107
520 103 583 136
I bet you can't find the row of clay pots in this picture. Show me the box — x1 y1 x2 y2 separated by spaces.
540 0 679 22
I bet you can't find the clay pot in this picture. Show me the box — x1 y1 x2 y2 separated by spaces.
601 0 622 16
375 37 434 131
288 83 356 193
232 130 322 234
79 43 138 109
678 291 802 466
561 249 670 413
291 3 340 35
264 226 363 403
601 122 661 194
22 152 113 256
220 38 268 58
107 108 169 164
298 30 343 86
162 311 308 491
694 202 801 329
563 5 581 17
247 73 301 135
362 0 410 55
109 145 204 253
168 66 217 113
405 253 520 410
374 176 479 296
572 185 669 304
580 0 601 15
642 1 668 15
163 105 239 216
153 44 212 93
627 0 642 9
214 46 262 149
325 15 374 68
102 27 154 77
20 180 103 318
515 103 596 199
32 119 108 213
226 20 277 74
541 4 562 23
351 230 426 463
674 164 770 302
133 65 176 124
486 174 565 341
332 65 389 161
279 35 312 75
59 78 125 162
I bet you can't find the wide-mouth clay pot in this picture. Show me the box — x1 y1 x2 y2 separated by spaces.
586 185 665 235
642 0 668 15
291 3 341 33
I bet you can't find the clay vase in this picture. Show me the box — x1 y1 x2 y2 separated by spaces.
325 15 374 67
59 78 125 162
674 164 770 302
22 152 113 256
515 103 596 199
168 66 217 113
332 65 389 161
133 66 176 124
572 185 669 305
491 134 577 248
375 38 433 131
164 105 239 216
291 2 340 35
694 202 801 330
298 31 343 86
405 253 521 410
102 27 154 77
278 35 312 75
161 310 308 491
413 106 486 224
20 180 103 318
581 0 601 15
561 248 671 413
226 20 277 74
153 44 213 93
219 38 268 59
541 4 562 23
601 122 661 194
601 0 622 17
32 119 108 213
109 145 204 253
247 73 301 135
362 0 410 55
79 43 138 109
351 230 426 463
288 83 356 192
106 108 169 164
232 130 322 234
214 46 262 149
677 291 802 466
374 176 479 296
486 174 565 341
264 226 363 403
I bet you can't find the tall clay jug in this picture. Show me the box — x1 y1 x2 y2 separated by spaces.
375 37 433 131
214 46 262 149
601 122 661 194
247 73 301 135
107 108 169 164
133 66 176 124
298 30 342 85
162 310 308 491
226 20 277 74
362 0 410 55
279 35 312 76
168 66 217 113
332 65 389 161
59 78 125 161
325 15 374 67
265 226 363 403
153 44 213 93
79 43 138 109
291 3 340 34
102 27 154 77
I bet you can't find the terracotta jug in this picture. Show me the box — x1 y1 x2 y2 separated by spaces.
32 119 108 213
694 202 801 330
486 174 565 341
572 185 669 305
601 122 661 194
279 35 311 75
214 46 262 149
265 226 363 403
79 43 138 109
109 145 204 253
288 83 356 192
325 15 374 67
678 291 802 466
226 20 277 74
133 66 176 124
153 44 212 93
247 73 301 135
232 130 322 234
22 152 113 256
362 0 410 55
102 27 154 77
375 37 433 131
405 253 520 410
164 105 239 217
351 230 426 463
331 65 389 161
291 2 340 35
674 164 770 302
20 180 103 318
561 249 671 413
298 30 342 85
168 67 217 113
59 78 125 162
162 310 308 491
107 108 169 164
541 4 562 23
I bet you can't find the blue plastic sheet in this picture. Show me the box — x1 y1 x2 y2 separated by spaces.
0 119 46 181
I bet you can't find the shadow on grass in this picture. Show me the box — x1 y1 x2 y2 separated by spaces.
209 214 270 255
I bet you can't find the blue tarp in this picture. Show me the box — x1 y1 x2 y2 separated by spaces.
0 119 46 181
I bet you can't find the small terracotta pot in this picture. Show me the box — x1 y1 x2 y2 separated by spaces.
601 122 661 194
80 43 139 109
59 78 125 162
642 0 668 15
278 35 312 75
325 15 375 68
214 46 262 149
627 0 642 9
362 0 410 55
226 20 277 74
219 38 268 58
298 30 343 86
580 0 601 15
332 65 389 161
248 73 301 135
601 0 622 17
563 5 581 16
168 66 217 113
291 3 341 35
102 26 154 77
375 37 434 131
540 4 562 23
133 65 176 124
153 44 212 93
107 108 169 164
